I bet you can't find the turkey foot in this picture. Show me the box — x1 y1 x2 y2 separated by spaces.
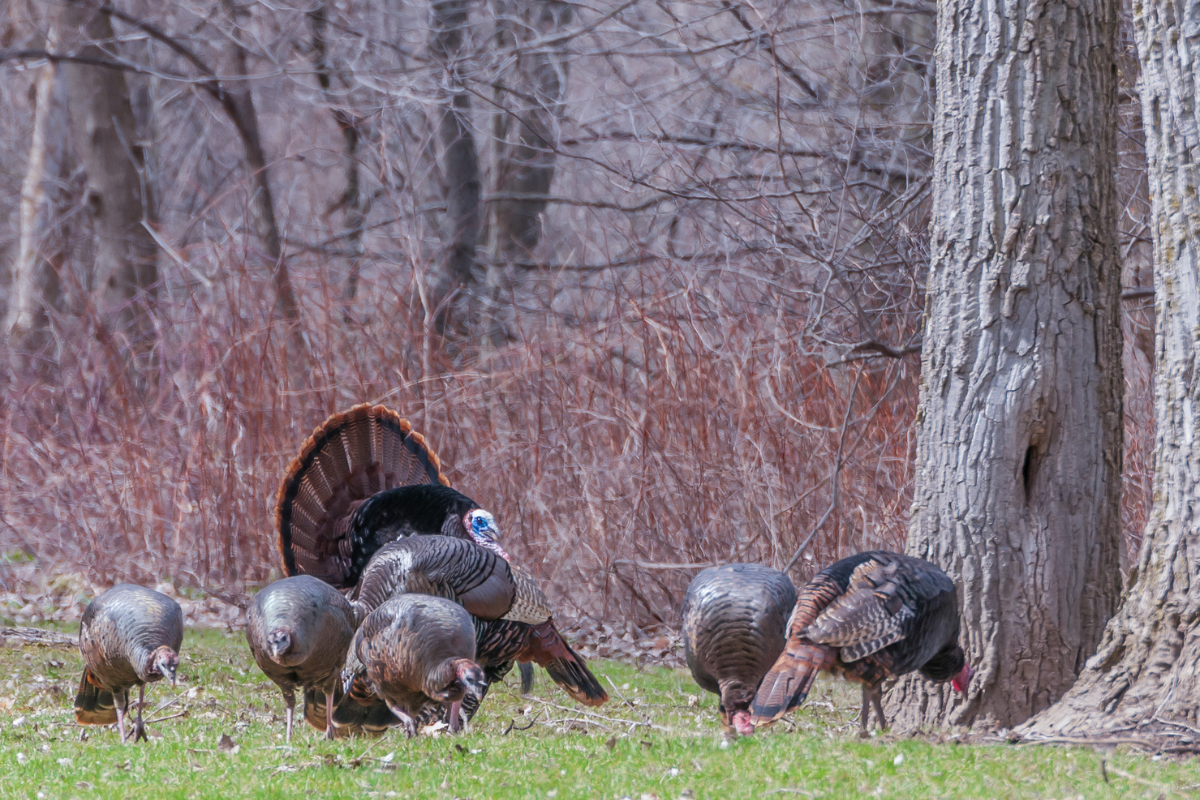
387 704 418 739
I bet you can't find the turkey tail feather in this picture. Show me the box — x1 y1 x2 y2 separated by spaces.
520 622 607 707
74 668 117 725
275 404 449 587
749 644 835 725
518 662 535 694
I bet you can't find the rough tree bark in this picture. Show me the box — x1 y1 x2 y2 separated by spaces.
7 54 69 370
484 0 572 344
1020 0 1200 737
59 0 159 369
430 0 482 336
888 0 1124 729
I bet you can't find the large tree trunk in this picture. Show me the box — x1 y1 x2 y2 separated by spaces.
59 0 159 371
430 0 482 336
7 54 69 372
888 0 1124 729
484 0 572 344
1021 0 1200 737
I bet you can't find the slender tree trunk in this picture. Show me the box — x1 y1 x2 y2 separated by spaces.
59 0 159 371
484 0 571 344
309 4 365 315
430 0 482 336
218 0 299 326
8 55 69 370
1021 0 1200 737
888 0 1124 729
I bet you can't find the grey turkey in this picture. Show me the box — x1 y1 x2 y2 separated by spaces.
344 594 488 737
246 575 356 742
74 584 183 744
273 403 533 710
328 536 606 735
681 563 797 736
750 550 974 734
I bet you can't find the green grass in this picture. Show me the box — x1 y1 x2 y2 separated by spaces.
1 628 1197 799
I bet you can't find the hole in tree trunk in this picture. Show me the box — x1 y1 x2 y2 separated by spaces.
1022 445 1038 501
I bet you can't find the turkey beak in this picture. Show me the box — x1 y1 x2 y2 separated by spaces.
464 673 487 702
161 662 177 688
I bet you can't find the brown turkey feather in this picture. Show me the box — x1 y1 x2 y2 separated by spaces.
275 404 449 586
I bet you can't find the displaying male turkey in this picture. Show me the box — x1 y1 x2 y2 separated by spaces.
681 563 797 736
274 403 507 590
338 535 606 728
246 575 356 742
345 594 488 737
275 403 532 712
74 584 183 744
750 551 973 734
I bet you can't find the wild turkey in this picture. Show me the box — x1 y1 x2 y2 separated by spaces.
681 563 797 736
344 594 488 736
74 584 183 744
274 403 506 590
750 551 973 734
246 575 356 742
349 536 607 709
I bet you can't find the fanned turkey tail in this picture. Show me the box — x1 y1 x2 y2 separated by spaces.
520 622 607 707
275 403 448 588
749 643 836 725
73 667 117 726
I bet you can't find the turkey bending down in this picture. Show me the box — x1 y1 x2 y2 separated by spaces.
681 564 797 736
273 403 533 730
333 535 607 734
246 575 356 742
345 594 488 737
74 584 183 744
750 551 973 734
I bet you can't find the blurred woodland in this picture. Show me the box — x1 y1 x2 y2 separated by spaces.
0 0 1154 624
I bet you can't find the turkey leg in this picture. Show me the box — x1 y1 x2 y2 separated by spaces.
129 684 148 743
858 685 887 736
282 688 295 743
324 690 337 740
386 703 418 738
448 701 463 733
114 689 129 744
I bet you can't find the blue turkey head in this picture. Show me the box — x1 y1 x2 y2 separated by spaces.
463 509 510 560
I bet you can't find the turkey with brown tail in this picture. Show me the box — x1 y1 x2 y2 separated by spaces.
75 584 183 744
274 403 509 590
682 564 797 736
345 594 488 736
246 575 356 742
332 535 606 731
750 551 973 734
275 403 532 696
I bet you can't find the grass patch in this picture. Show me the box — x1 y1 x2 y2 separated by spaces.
0 628 1196 799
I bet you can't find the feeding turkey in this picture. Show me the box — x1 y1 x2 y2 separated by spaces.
245 575 356 742
751 551 973 734
343 593 488 737
331 535 607 733
74 584 184 744
681 563 798 736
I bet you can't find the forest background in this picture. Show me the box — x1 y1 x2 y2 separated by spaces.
0 1 1155 635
